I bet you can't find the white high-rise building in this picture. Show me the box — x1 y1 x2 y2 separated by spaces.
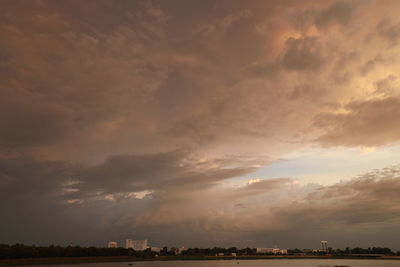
256 247 287 254
126 239 148 250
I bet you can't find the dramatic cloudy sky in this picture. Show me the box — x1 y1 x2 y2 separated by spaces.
2 0 400 250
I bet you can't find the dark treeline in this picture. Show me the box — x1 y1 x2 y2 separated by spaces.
181 247 398 256
289 247 396 256
0 244 140 259
335 247 394 255
0 244 399 259
181 247 253 256
0 245 244 259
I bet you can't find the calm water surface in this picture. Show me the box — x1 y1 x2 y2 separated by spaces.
28 259 400 267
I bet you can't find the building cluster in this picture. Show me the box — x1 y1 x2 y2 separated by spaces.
256 247 288 254
107 241 118 248
310 241 329 253
215 252 237 256
107 239 186 254
106 240 327 255
150 247 161 253
108 239 149 250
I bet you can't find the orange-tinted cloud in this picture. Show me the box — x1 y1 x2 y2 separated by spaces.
2 0 400 247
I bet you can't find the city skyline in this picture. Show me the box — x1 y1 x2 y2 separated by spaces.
1 0 400 249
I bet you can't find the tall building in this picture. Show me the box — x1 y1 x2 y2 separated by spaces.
256 247 287 254
108 241 118 248
126 239 148 250
321 241 328 251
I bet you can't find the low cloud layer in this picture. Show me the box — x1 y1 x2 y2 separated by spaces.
2 152 400 248
2 0 400 249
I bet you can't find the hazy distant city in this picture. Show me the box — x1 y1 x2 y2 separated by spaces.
101 239 395 257
109 239 288 255
1 239 398 265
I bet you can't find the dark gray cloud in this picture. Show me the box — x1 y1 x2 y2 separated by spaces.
377 18 400 46
0 0 397 159
281 37 327 71
3 152 400 249
1 0 400 249
0 100 74 149
315 1 358 29
0 150 259 246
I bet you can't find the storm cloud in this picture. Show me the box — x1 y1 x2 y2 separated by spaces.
2 0 400 249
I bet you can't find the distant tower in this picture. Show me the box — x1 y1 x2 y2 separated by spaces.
321 241 328 251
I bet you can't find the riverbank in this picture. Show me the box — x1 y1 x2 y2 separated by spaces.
0 256 143 266
2 255 400 266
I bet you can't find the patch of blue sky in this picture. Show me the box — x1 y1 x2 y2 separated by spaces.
228 143 400 186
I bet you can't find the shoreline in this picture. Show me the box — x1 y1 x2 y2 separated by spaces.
2 255 400 266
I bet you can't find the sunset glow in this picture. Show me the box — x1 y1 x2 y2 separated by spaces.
1 0 400 250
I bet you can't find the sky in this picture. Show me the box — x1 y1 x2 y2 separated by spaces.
1 0 400 250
